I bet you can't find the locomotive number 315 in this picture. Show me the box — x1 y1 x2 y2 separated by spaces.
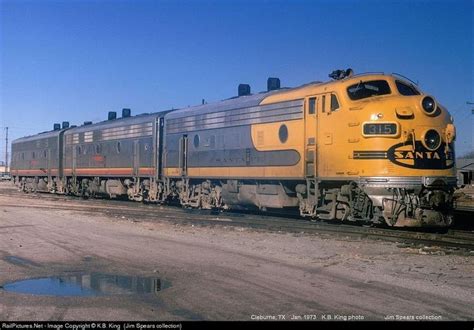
363 123 397 135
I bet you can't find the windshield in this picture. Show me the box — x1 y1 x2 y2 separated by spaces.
396 80 420 96
347 80 391 100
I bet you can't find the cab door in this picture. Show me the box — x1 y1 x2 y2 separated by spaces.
305 96 318 178
317 92 342 177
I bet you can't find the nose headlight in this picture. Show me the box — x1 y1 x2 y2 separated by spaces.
421 96 437 115
423 129 441 150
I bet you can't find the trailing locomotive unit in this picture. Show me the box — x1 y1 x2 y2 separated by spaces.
163 71 456 227
10 70 457 227
60 109 169 200
12 110 169 201
10 122 68 192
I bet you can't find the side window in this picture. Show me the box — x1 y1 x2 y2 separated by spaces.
330 94 340 111
322 95 326 113
308 97 316 115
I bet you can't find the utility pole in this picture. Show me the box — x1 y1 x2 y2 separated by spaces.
4 127 8 173
468 102 474 155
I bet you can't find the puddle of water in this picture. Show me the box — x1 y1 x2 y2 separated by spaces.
2 273 169 297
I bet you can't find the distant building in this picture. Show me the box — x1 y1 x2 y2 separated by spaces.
457 158 474 185
0 160 6 174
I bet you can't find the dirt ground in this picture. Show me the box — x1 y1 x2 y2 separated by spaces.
0 182 473 321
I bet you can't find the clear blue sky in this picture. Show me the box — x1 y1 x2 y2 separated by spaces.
1 0 473 157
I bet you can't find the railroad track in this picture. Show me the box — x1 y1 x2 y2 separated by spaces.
1 184 474 251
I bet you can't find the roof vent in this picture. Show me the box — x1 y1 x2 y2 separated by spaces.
267 77 280 91
53 123 61 131
122 108 131 118
108 111 117 120
238 84 251 97
84 121 93 126
62 121 70 129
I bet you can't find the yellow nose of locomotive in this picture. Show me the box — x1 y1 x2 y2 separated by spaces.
352 92 455 177
340 75 456 227
382 94 455 173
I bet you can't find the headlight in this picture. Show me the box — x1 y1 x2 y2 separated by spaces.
421 96 437 115
423 129 441 150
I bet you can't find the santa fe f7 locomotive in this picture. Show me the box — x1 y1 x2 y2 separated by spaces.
10 70 457 227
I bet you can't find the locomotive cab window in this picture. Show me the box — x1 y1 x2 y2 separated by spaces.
347 80 391 100
330 94 340 111
396 80 420 96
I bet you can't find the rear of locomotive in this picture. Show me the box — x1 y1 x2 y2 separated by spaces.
333 74 456 227
10 128 65 193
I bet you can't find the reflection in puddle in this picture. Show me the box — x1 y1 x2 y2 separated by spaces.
4 256 40 267
2 273 168 297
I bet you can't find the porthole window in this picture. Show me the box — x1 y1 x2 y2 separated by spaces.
144 143 150 151
116 142 121 153
194 134 200 148
279 124 288 143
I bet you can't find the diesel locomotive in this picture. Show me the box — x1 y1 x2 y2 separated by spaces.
10 70 457 227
